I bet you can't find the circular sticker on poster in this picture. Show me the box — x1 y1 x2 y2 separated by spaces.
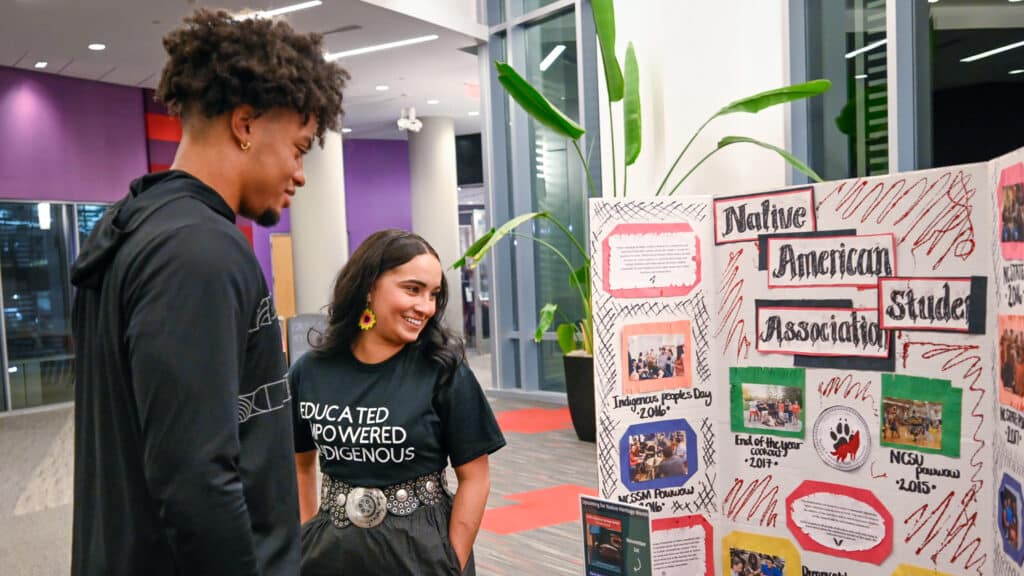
813 405 870 471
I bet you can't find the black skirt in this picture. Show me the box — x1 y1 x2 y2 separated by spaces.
300 491 475 576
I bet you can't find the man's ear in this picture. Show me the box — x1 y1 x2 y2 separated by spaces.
230 105 257 148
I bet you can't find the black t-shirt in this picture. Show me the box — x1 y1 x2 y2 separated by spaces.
290 344 506 487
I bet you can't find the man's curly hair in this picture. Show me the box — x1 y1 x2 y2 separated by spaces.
156 9 349 144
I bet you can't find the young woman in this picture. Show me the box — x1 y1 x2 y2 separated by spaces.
290 229 506 575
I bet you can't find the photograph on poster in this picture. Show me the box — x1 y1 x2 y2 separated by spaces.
621 321 693 395
728 547 785 576
742 384 803 433
584 516 625 574
1001 486 1020 552
880 374 962 458
730 367 806 440
881 398 943 451
626 429 690 483
1000 473 1024 565
999 315 1024 410
619 419 698 492
1000 162 1024 259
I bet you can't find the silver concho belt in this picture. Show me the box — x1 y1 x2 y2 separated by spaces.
320 470 448 529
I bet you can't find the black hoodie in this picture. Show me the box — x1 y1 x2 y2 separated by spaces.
70 171 299 576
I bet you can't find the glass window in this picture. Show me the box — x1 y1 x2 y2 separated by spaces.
487 0 506 25
0 202 75 410
521 0 560 15
921 0 1024 168
76 203 109 249
805 0 889 180
525 9 582 393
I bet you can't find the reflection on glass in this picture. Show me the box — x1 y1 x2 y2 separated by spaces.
525 9 581 393
924 2 1024 167
520 0 559 16
77 204 108 249
0 202 75 409
488 0 506 25
806 0 889 179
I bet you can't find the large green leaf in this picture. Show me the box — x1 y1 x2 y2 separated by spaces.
569 264 590 294
718 136 824 182
591 0 623 102
535 303 558 342
461 211 546 269
451 228 495 269
623 42 641 166
556 323 578 355
717 79 832 116
495 61 585 140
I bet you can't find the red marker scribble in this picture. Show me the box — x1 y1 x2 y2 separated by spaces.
817 170 977 270
724 475 778 527
716 248 751 361
817 373 878 417
900 340 987 574
870 460 888 479
904 488 986 575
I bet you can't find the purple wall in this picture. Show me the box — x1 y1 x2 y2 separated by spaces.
248 139 412 290
343 139 412 254
251 210 290 292
0 68 415 301
0 66 147 202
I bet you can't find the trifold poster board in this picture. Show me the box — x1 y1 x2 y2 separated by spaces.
589 146 1024 576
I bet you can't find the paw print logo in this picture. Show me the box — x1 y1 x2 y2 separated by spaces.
813 405 870 471
829 418 861 463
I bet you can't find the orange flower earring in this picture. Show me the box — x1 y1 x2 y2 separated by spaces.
358 304 376 331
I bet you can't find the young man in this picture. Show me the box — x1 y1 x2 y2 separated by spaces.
70 10 347 576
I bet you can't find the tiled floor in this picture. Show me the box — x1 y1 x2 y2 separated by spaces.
0 394 597 575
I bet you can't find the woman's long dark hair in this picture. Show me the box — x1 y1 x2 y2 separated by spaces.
311 229 463 380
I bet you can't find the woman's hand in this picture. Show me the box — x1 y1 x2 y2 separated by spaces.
449 454 492 571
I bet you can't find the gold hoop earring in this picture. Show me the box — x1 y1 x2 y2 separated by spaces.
240 141 251 151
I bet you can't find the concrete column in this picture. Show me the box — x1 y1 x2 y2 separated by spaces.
290 129 348 314
408 116 464 336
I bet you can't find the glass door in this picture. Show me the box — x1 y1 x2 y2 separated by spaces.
0 202 76 410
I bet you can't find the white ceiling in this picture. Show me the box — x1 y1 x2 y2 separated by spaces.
0 0 484 138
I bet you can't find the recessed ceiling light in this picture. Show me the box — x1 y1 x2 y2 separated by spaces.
88 43 106 51
468 111 479 116
961 39 1024 62
427 99 440 105
1011 69 1024 75
325 34 439 61
234 0 323 20
342 128 352 133
33 61 48 69
375 85 389 91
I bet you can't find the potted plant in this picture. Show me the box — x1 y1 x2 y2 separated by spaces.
456 0 830 442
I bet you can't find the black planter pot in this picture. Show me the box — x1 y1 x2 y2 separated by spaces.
563 352 595 443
